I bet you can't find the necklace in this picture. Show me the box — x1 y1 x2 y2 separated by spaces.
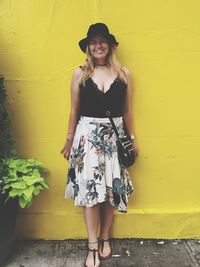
96 63 107 66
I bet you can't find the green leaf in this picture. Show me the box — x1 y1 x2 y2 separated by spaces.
9 188 23 197
3 183 12 189
33 185 43 195
23 193 32 202
19 196 28 208
23 186 34 199
8 161 18 168
26 199 33 208
11 181 27 189
22 176 43 185
40 180 49 189
27 159 44 168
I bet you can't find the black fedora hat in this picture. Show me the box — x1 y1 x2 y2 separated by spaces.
78 22 119 53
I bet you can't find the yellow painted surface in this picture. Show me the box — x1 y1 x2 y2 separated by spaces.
0 0 200 239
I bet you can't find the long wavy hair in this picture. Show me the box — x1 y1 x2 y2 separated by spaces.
79 38 128 87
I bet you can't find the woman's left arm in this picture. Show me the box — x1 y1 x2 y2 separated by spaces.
122 67 139 156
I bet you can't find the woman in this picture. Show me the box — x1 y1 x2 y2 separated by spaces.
60 23 139 267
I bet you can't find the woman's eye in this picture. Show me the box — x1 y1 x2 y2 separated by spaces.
90 40 107 45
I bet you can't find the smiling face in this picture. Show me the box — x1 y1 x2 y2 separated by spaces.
88 34 110 61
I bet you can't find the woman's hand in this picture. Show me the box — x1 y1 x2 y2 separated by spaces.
131 140 139 157
60 140 73 160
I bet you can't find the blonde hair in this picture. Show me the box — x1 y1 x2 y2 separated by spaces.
79 41 128 87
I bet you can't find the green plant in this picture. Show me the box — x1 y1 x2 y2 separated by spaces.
0 157 48 208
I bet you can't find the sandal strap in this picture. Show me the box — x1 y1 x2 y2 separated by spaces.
88 248 98 252
98 238 110 253
99 238 110 242
88 240 98 244
88 248 98 265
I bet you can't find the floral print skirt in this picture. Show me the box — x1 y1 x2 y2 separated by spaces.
64 115 135 213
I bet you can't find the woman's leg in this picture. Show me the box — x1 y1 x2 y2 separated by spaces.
99 201 115 257
83 203 100 266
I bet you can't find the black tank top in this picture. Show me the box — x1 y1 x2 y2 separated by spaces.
79 66 127 118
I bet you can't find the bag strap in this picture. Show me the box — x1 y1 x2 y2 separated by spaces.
107 112 120 138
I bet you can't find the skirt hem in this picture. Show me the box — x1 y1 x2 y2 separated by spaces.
64 190 135 213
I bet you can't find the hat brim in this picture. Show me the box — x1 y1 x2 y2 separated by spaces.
78 34 119 53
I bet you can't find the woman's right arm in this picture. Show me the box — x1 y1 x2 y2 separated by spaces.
60 67 82 160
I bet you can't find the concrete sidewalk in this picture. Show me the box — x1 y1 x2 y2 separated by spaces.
3 238 200 267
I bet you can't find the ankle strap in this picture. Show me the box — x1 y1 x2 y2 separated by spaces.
88 240 98 244
88 248 98 252
99 238 110 242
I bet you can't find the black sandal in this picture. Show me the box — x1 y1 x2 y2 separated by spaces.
98 238 112 260
84 241 100 267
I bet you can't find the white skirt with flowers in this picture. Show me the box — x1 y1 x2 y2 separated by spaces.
64 115 135 213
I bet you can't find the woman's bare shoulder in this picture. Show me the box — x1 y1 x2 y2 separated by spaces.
71 66 83 84
72 66 83 77
121 66 130 76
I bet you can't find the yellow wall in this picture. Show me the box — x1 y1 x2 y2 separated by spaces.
0 0 200 239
